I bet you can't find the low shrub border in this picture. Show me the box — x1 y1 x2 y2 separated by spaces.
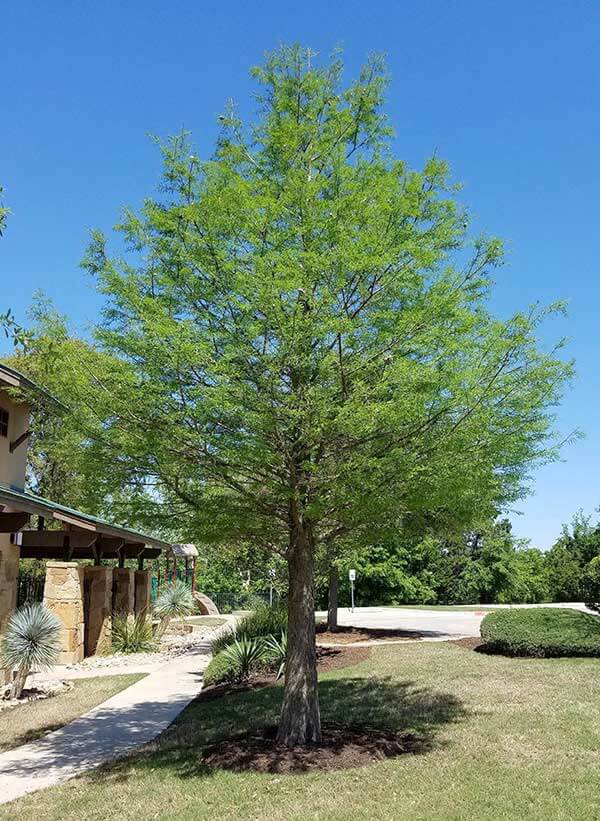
480 607 600 657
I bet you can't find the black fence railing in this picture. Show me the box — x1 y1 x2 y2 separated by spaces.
16 574 45 608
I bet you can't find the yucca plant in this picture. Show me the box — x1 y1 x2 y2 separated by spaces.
264 631 287 680
211 603 287 654
221 637 266 681
153 581 195 639
1 603 61 699
112 613 155 654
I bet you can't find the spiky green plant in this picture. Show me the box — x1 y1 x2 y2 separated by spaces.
211 604 287 654
153 581 195 639
112 613 155 654
264 631 288 680
1 603 61 699
221 637 266 681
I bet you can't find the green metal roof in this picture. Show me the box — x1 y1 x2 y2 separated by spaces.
0 483 171 550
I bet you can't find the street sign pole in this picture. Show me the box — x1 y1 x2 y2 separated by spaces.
349 569 356 613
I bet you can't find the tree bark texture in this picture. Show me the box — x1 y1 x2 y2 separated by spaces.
277 515 321 746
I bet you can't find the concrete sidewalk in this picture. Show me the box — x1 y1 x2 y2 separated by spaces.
0 641 212 806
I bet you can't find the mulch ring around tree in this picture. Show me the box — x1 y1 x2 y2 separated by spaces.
199 646 370 703
201 722 422 774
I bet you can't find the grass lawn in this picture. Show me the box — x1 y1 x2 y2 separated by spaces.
0 674 145 753
2 646 600 820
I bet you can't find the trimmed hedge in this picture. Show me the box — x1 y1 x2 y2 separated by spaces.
211 604 287 654
480 607 600 657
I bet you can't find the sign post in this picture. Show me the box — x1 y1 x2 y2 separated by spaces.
268 568 276 607
349 569 356 613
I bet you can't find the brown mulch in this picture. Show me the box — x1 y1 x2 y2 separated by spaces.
316 624 428 644
199 645 370 703
316 645 370 671
201 722 421 773
448 636 483 651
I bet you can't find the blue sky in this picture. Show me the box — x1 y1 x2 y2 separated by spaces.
1 1 599 548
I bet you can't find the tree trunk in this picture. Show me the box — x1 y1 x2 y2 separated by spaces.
10 666 28 700
277 517 321 747
327 563 339 631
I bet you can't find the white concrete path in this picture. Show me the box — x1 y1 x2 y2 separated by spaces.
0 640 212 806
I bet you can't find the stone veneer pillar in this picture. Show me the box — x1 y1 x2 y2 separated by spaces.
0 536 19 633
83 566 113 656
43 561 85 665
112 568 135 617
134 570 151 618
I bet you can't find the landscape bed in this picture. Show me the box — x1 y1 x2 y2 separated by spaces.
3 642 600 820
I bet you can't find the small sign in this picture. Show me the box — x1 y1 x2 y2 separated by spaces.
349 569 356 581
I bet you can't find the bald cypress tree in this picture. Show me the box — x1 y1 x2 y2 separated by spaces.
79 46 571 745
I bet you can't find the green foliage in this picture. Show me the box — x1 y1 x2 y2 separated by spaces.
203 649 240 687
211 604 287 654
153 581 195 637
221 637 266 681
264 630 287 680
31 44 569 567
480 607 600 657
1 603 61 698
582 555 600 606
111 614 155 654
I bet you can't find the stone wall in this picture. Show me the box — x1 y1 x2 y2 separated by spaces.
0 537 19 632
112 568 135 617
134 570 151 618
83 566 113 656
43 561 85 665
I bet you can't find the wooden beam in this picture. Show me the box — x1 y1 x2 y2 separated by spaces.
0 512 30 533
9 429 32 454
54 512 98 532
17 531 98 550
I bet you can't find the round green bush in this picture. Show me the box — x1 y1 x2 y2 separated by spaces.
480 607 600 657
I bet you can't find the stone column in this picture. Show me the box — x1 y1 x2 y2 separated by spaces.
43 561 84 665
0 536 19 632
134 570 151 618
83 566 113 656
112 568 135 617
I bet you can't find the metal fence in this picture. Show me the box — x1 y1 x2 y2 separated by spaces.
16 573 45 608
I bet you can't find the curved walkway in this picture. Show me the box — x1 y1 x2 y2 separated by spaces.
0 637 213 805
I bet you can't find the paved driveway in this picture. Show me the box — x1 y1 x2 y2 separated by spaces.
330 607 485 638
323 603 593 640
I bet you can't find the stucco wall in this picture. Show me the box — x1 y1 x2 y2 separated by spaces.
0 388 30 491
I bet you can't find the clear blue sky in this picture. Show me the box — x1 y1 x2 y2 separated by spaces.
1 1 599 548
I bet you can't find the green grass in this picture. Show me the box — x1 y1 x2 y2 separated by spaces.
0 674 145 753
481 607 600 657
3 645 600 819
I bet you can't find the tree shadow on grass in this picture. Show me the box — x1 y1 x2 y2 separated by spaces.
86 675 467 783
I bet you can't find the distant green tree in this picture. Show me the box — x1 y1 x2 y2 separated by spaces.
546 545 583 601
545 510 600 601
